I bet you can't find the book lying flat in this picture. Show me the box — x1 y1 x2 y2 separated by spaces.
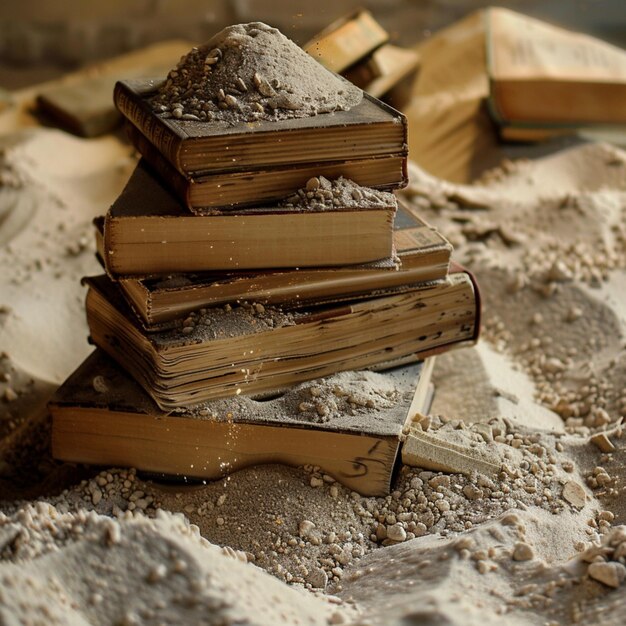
304 9 389 74
50 351 435 497
126 123 407 212
85 271 479 410
113 202 452 329
114 78 407 177
99 162 396 276
486 7 626 130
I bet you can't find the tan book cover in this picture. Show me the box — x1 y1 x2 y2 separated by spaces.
99 162 397 276
304 9 389 73
50 350 435 497
487 7 626 127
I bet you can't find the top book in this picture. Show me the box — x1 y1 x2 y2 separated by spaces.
486 7 626 128
114 23 407 178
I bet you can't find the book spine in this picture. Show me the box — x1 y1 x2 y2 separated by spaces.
113 82 183 173
126 124 193 211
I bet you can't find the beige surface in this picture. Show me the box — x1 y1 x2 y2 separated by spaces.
0 39 625 626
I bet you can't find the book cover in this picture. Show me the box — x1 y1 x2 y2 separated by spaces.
115 79 407 177
486 7 626 128
304 9 389 74
50 350 435 497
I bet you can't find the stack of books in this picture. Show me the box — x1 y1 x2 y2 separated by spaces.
49 26 480 496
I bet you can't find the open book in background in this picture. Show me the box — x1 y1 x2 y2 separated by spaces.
50 350 435 497
403 7 626 183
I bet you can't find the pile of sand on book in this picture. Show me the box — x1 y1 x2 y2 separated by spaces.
50 23 480 497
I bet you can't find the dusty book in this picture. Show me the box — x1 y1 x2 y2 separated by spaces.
84 271 479 410
50 350 435 497
35 41 192 138
115 78 407 200
98 163 397 276
303 9 389 74
111 201 452 329
486 7 626 131
345 44 421 109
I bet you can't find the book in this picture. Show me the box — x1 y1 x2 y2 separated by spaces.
98 162 397 276
486 7 626 131
114 78 407 178
402 10 505 183
84 270 479 410
303 9 389 74
111 201 452 329
346 44 421 109
127 124 408 211
34 40 192 137
50 350 435 497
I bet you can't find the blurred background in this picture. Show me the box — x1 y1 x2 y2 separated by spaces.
1 0 624 89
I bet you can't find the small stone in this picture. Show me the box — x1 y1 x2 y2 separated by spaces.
306 567 328 589
463 484 484 500
3 387 17 402
298 520 316 538
588 562 626 588
562 481 586 508
566 306 583 322
590 432 615 453
310 476 323 488
512 542 534 561
386 524 407 542
92 375 108 394
306 177 320 192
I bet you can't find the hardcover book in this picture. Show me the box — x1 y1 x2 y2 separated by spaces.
486 7 626 132
84 271 479 410
304 9 389 74
50 351 435 497
110 201 452 329
115 78 407 211
98 163 397 276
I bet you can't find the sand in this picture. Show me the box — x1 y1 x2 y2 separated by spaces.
1 73 626 624
150 23 363 123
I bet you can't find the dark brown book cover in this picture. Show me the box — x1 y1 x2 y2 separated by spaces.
114 78 407 176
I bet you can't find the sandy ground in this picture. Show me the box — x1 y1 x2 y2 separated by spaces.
0 93 625 622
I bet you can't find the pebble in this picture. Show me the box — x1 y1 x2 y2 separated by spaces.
3 387 17 402
310 476 324 488
512 542 534 561
386 524 407 542
298 520 316 538
306 567 328 589
562 481 586 508
588 562 626 588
